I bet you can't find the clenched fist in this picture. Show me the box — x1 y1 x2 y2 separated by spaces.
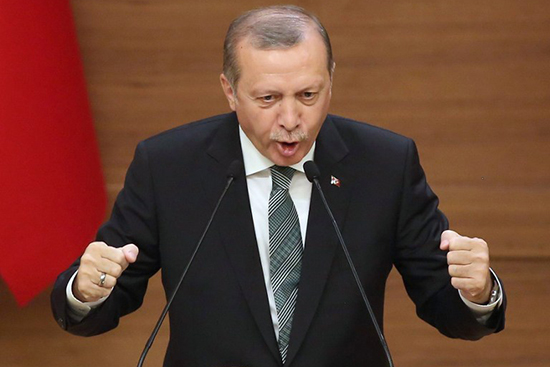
440 230 493 304
73 241 139 302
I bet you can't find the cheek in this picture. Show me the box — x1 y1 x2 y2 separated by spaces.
303 109 327 133
251 111 278 136
238 110 277 142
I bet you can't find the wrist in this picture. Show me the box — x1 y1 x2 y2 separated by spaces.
463 274 494 304
71 279 87 303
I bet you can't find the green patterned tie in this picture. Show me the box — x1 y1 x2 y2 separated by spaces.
269 165 303 363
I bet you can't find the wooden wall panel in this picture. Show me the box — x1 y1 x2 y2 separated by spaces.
384 259 550 367
437 186 550 258
1 1 549 366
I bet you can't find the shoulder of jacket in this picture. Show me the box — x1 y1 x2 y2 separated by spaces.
327 114 413 146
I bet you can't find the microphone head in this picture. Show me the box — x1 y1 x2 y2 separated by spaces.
227 160 244 178
303 161 320 182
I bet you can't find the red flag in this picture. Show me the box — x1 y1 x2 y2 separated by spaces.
0 1 106 306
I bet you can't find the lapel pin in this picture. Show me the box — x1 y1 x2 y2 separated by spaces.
330 175 341 187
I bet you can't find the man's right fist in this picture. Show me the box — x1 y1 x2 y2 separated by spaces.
73 241 139 302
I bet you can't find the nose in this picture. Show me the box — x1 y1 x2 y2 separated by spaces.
278 98 300 131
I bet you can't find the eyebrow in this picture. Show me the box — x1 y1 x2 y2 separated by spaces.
250 88 280 96
250 81 325 96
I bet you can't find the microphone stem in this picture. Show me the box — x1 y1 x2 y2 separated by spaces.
137 176 235 367
313 179 394 367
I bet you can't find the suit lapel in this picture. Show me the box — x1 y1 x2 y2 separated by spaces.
202 114 352 366
285 116 352 366
204 113 281 363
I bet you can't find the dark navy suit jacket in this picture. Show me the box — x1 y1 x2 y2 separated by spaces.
51 112 505 366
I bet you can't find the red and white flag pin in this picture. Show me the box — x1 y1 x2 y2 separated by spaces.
330 175 341 187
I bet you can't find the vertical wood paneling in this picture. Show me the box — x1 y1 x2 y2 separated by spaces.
1 1 548 366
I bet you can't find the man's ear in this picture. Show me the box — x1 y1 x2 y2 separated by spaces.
329 61 336 94
220 74 237 111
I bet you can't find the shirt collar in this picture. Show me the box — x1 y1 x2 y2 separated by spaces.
239 125 315 176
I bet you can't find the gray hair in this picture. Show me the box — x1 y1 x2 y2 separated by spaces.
223 5 334 89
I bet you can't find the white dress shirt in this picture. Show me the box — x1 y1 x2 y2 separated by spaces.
239 126 314 340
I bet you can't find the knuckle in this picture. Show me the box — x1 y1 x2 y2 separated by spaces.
113 250 126 265
474 238 488 249
480 252 489 262
87 241 106 251
450 277 460 289
471 266 482 277
80 253 95 265
474 251 489 264
111 264 123 278
103 279 116 292
76 270 89 282
471 265 484 282
449 264 462 276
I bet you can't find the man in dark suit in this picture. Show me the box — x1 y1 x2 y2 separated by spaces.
51 5 505 366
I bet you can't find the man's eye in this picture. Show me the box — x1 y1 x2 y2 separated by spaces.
302 92 315 99
261 95 274 102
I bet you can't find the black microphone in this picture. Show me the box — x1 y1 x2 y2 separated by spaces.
137 160 243 367
303 160 394 367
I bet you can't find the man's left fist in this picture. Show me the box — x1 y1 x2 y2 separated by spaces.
440 230 493 304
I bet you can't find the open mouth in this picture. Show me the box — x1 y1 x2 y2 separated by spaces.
277 141 299 157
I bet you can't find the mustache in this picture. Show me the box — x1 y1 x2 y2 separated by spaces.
270 130 308 142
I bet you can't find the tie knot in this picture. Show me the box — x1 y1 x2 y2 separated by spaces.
271 165 295 190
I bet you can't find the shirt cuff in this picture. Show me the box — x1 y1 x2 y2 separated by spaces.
66 270 108 322
459 268 503 324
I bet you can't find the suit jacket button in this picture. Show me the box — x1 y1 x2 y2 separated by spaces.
57 318 66 328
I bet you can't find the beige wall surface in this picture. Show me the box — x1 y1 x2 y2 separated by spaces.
1 1 549 366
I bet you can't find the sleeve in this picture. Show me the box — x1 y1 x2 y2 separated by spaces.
65 270 108 322
459 268 503 323
51 141 161 336
392 139 506 340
